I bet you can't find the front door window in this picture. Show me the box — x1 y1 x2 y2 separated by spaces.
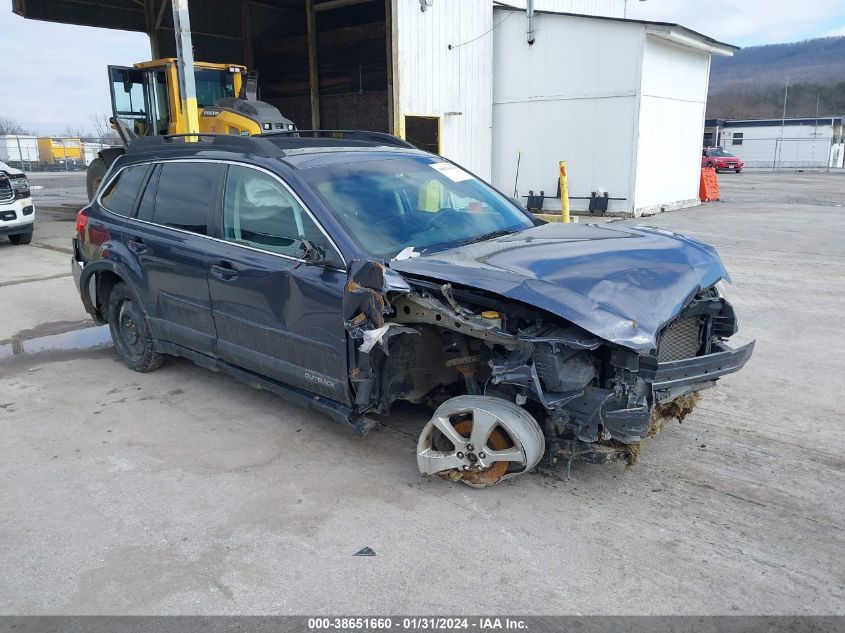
222 165 340 267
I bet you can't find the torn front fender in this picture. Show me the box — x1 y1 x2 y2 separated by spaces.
343 260 412 408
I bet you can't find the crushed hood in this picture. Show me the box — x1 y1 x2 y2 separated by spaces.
389 222 729 350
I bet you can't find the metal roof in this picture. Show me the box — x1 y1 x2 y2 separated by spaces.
11 0 370 32
493 2 739 55
10 0 374 62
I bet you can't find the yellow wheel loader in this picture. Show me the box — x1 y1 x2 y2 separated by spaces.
87 59 296 199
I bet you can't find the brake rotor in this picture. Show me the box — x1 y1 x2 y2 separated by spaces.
451 419 512 486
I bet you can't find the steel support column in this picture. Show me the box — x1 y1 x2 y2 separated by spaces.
172 0 200 135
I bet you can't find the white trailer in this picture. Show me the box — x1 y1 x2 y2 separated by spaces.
714 117 845 170
0 136 39 170
81 142 117 167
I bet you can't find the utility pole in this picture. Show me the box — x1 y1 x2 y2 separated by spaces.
813 91 819 168
776 74 789 170
14 134 24 171
172 0 200 136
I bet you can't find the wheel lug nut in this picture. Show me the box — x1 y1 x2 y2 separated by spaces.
467 444 474 451
479 452 486 459
456 452 464 458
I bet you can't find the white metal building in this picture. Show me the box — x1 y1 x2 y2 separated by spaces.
705 117 845 169
393 0 627 185
490 5 736 215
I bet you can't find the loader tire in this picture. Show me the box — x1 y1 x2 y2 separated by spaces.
86 158 108 201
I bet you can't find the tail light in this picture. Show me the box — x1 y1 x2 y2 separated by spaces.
75 209 89 235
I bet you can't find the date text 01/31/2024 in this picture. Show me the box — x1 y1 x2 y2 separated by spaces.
307 618 528 631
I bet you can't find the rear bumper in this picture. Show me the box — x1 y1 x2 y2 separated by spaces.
72 238 84 293
71 237 99 320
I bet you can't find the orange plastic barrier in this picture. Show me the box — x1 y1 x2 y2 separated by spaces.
699 167 720 202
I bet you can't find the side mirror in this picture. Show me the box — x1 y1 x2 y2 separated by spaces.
301 239 327 266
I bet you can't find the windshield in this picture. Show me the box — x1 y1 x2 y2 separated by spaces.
194 69 235 107
299 155 534 259
709 148 734 157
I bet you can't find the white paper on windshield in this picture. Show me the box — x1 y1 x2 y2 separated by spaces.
430 162 474 182
393 246 421 261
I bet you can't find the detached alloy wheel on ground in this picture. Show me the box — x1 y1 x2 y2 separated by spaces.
417 395 545 487
106 282 163 373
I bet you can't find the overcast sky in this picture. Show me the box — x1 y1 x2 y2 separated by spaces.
626 0 845 44
0 13 149 135
1 0 844 134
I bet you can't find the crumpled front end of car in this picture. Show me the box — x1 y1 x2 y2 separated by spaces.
340 224 754 486
532 285 754 465
391 281 751 463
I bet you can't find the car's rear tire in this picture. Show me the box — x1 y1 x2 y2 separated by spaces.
9 230 33 245
86 157 108 201
107 282 163 372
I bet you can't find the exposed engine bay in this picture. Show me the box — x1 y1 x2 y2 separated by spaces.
342 259 755 487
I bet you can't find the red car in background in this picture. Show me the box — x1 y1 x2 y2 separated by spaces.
702 147 744 173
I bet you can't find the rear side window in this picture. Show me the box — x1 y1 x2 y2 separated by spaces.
147 162 220 235
100 164 148 216
136 164 159 222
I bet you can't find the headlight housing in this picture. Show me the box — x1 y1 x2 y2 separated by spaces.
714 279 730 300
9 176 30 199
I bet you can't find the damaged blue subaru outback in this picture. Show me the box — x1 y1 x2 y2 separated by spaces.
72 132 754 487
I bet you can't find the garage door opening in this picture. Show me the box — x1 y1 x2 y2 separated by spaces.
403 115 440 154
244 0 393 133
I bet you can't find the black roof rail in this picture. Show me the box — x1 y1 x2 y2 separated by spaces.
261 129 416 150
126 133 286 157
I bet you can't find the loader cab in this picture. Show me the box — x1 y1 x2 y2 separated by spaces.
108 60 246 139
93 58 296 199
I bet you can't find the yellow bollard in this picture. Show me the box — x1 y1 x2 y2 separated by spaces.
559 161 570 223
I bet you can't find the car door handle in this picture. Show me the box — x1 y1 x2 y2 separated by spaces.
210 261 239 280
126 237 149 254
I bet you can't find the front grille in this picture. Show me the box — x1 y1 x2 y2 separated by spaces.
658 316 702 362
0 178 12 204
